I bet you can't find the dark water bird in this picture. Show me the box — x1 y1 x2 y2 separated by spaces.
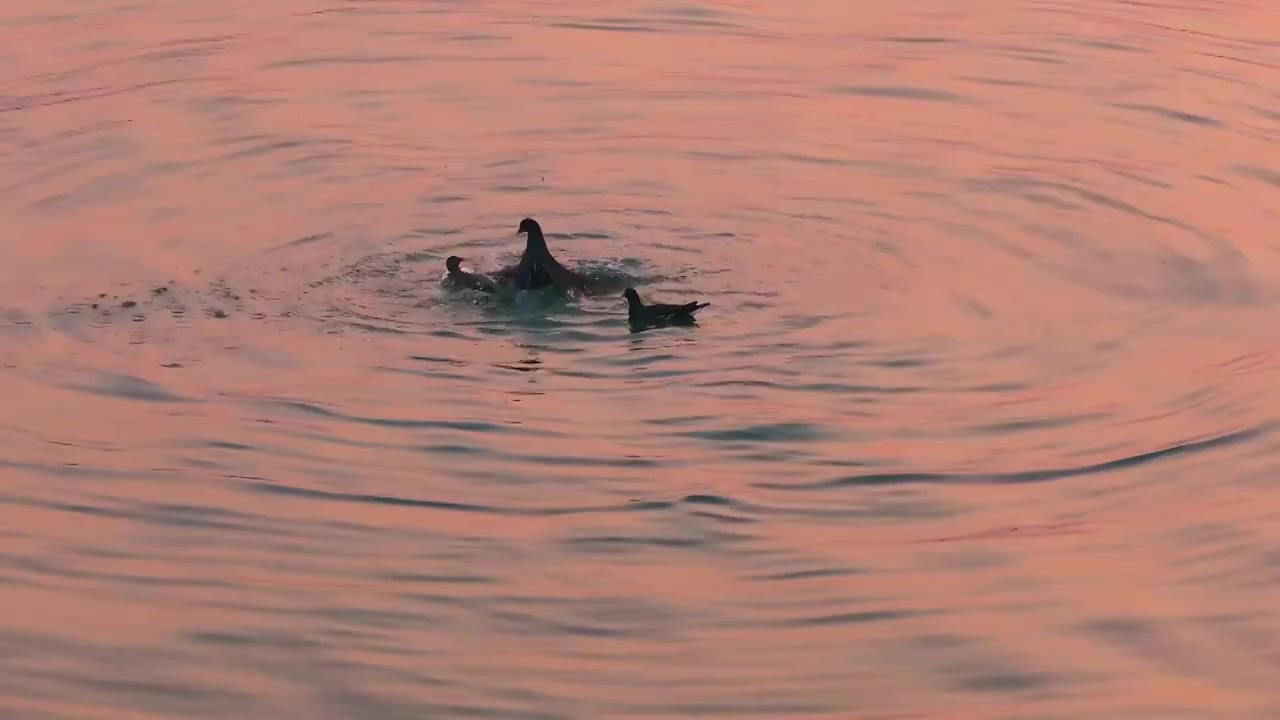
623 287 709 327
507 217 593 295
492 260 551 290
445 255 498 292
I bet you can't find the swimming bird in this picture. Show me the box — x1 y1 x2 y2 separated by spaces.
492 257 552 290
513 217 593 295
623 287 709 326
445 255 498 292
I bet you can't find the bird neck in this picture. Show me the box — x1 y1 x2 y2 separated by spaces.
525 228 548 254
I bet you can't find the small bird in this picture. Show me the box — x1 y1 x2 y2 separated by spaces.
445 256 497 292
623 287 709 326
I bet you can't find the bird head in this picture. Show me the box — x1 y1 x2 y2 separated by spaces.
517 217 549 255
445 256 464 272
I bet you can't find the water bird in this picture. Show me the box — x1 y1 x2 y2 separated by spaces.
493 256 551 290
507 217 593 295
623 287 709 326
445 255 498 292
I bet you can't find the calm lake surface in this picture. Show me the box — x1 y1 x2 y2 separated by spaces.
4 0 1280 717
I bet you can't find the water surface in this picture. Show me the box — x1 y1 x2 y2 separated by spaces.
4 0 1280 718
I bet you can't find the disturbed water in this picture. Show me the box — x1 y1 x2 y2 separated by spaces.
4 0 1280 717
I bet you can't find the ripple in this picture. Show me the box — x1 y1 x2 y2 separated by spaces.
240 479 648 517
1230 164 1280 186
63 372 189 403
681 422 833 443
772 609 927 627
264 55 429 69
266 399 552 435
831 85 974 102
550 21 658 34
1112 102 1224 127
758 423 1272 489
5 0 1280 718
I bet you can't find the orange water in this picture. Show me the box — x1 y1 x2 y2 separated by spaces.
3 1 1280 718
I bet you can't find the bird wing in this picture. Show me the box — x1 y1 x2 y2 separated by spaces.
451 270 495 291
510 252 544 290
650 301 707 316
541 257 591 294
